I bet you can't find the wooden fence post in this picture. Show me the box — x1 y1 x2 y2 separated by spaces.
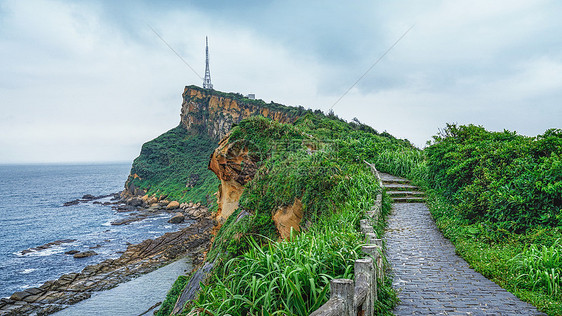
363 245 383 281
360 219 374 234
362 246 379 301
331 279 354 316
355 258 375 316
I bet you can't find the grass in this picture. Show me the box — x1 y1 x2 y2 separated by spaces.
175 115 405 315
190 196 397 315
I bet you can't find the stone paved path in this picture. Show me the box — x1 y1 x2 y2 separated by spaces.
382 173 545 315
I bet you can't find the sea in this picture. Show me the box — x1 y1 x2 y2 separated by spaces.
0 163 192 300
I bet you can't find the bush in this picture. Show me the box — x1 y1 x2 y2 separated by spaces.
425 124 562 232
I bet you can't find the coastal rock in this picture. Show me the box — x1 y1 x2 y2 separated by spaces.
185 207 208 219
20 239 76 255
166 201 180 210
169 212 185 224
208 134 259 224
10 291 31 301
82 194 96 200
0 212 215 316
127 197 143 207
73 251 98 258
63 200 80 206
65 250 80 255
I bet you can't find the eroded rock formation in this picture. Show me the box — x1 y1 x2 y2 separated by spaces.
181 87 295 140
273 198 304 240
208 134 259 224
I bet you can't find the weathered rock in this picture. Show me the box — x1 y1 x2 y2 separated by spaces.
82 194 96 200
73 251 98 258
208 134 260 224
65 250 80 255
127 197 143 207
273 198 303 240
166 201 180 210
63 200 80 206
185 207 208 219
10 291 31 301
168 212 185 224
147 196 158 205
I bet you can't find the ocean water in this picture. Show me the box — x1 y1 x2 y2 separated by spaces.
0 163 192 299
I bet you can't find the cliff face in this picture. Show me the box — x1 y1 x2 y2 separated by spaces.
124 86 303 203
208 134 258 224
180 86 296 140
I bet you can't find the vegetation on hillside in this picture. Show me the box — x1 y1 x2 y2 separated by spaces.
126 125 219 204
426 124 561 233
164 113 417 315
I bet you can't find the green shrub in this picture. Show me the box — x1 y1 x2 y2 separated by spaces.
425 124 562 232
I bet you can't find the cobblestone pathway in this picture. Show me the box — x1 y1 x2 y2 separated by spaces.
382 173 545 315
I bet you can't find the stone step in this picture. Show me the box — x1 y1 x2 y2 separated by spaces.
383 183 419 191
379 173 410 184
387 191 425 198
391 197 425 203
381 179 410 185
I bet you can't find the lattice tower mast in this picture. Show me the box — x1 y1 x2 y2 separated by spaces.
203 36 213 89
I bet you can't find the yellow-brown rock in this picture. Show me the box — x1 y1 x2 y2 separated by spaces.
180 86 296 140
273 198 304 240
166 201 180 210
208 134 259 224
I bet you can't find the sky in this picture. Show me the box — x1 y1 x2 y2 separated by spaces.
0 0 561 163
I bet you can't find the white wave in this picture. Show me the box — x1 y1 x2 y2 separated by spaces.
20 268 36 274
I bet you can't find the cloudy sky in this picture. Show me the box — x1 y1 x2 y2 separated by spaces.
1 0 560 163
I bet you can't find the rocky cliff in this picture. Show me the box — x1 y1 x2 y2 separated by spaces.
180 86 299 140
207 133 259 225
124 86 308 203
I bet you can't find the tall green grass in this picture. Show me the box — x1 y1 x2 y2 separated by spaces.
371 149 427 182
194 230 360 315
512 240 562 297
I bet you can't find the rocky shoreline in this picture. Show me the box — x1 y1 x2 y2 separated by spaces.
0 196 215 316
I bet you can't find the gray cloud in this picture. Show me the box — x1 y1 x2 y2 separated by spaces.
0 0 560 163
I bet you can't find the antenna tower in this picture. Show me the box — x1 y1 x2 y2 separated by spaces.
203 36 213 89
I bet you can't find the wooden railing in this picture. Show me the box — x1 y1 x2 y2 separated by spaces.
310 162 384 316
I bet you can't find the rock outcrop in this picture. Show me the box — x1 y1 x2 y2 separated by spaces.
273 198 304 240
208 134 259 224
0 214 214 316
123 86 301 201
181 86 297 140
